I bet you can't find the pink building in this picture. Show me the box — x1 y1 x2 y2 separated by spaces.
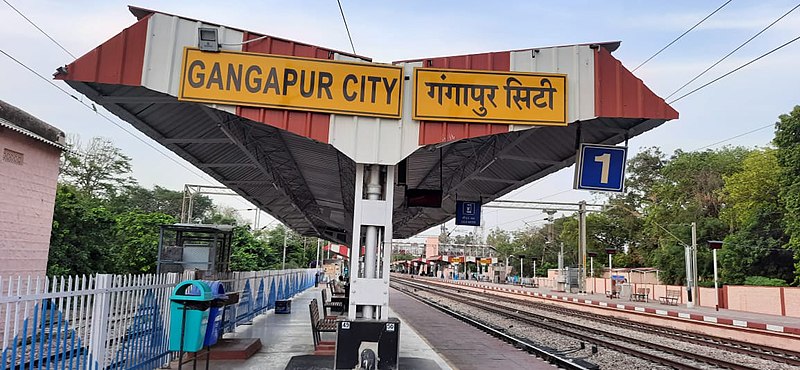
0 101 65 278
424 237 439 259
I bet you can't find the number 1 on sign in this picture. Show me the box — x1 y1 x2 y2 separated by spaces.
594 153 611 184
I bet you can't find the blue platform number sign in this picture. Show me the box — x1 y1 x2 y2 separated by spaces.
456 201 481 226
574 144 628 192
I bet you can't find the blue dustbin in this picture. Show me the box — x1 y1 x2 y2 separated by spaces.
203 281 227 346
169 280 212 352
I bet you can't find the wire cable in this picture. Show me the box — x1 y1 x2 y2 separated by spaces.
691 123 774 151
2 0 77 59
0 48 219 185
632 0 732 72
666 2 800 100
336 0 357 54
669 33 800 104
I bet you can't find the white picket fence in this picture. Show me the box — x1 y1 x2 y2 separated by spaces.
0 269 317 370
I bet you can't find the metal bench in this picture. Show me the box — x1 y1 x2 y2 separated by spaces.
631 288 650 302
308 298 337 350
328 280 346 296
605 288 620 299
321 288 344 315
659 289 680 305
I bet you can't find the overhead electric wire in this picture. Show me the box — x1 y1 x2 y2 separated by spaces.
632 0 732 72
692 123 774 151
666 2 800 100
0 48 219 186
336 0 357 54
2 0 77 59
669 33 800 104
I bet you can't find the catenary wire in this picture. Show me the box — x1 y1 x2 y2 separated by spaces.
691 123 774 151
666 2 800 100
2 0 77 59
1 4 265 210
0 48 221 186
632 0 732 72
336 0 357 54
669 33 800 104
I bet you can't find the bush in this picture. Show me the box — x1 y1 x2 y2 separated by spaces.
743 276 788 287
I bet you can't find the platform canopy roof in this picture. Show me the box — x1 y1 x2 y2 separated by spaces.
56 6 677 245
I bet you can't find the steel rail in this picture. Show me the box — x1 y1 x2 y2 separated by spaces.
522 296 800 367
394 278 762 370
437 278 800 367
393 284 599 370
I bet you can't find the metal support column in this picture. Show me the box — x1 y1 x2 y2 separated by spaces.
578 201 587 293
346 164 395 321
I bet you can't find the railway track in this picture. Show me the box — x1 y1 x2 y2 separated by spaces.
393 286 600 370
420 277 800 367
393 277 786 370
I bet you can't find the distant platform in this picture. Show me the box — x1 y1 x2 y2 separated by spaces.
441 277 800 336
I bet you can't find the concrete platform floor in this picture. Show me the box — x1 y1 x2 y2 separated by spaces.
185 287 452 370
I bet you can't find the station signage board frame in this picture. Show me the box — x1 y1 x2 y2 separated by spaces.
455 200 482 226
412 67 567 125
573 143 628 193
179 48 404 119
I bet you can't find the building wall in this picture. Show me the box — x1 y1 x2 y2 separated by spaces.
424 237 439 259
726 286 787 317
0 129 61 277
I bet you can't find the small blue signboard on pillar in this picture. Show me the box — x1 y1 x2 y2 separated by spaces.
574 144 628 192
455 201 481 226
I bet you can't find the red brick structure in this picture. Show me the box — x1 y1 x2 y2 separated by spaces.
0 101 66 277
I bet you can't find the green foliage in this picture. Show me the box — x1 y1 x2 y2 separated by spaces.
48 184 117 275
49 137 272 275
110 185 213 221
114 211 175 274
744 276 789 287
774 105 800 283
718 150 792 285
203 205 240 225
229 226 277 271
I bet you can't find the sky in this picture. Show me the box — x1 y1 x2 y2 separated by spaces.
2 0 799 242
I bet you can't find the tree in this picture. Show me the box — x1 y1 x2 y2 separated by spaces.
773 105 800 283
114 211 176 274
229 226 278 271
203 205 241 225
625 147 666 206
486 228 513 259
60 136 136 197
48 184 117 275
635 147 749 283
719 149 791 284
111 185 213 221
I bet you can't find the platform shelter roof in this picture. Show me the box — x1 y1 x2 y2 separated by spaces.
56 6 677 245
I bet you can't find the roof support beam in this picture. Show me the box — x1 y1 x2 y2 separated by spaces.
96 95 179 104
162 138 231 144
498 154 561 165
198 163 257 168
202 107 321 236
226 180 273 185
472 176 518 184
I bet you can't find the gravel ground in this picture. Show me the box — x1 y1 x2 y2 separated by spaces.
404 285 794 370
491 295 797 370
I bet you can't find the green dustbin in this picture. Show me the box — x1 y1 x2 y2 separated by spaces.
169 280 212 352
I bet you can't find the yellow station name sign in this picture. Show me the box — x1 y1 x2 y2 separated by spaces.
413 68 567 125
179 48 403 119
